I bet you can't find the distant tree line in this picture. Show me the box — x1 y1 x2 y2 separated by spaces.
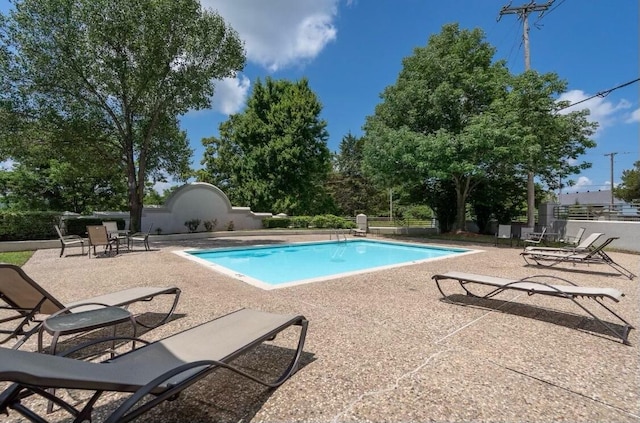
1 3 598 234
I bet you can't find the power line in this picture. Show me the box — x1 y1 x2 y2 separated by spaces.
557 78 640 111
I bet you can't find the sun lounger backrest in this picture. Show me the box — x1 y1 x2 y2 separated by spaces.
575 232 604 250
583 236 617 258
0 264 65 314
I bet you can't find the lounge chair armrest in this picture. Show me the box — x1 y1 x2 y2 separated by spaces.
57 335 151 358
518 274 580 287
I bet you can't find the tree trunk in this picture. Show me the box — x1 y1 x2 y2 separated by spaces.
527 171 535 227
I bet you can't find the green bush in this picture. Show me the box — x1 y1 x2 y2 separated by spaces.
290 216 312 228
311 214 355 229
0 211 60 241
402 205 433 220
263 217 291 228
65 218 126 236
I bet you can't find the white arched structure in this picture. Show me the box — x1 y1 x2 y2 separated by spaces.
140 183 271 234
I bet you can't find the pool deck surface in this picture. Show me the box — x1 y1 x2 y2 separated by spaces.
5 234 640 422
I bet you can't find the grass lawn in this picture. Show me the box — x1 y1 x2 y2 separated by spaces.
0 251 34 266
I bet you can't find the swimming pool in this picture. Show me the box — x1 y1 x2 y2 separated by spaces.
177 239 478 290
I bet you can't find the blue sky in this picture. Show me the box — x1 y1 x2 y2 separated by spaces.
3 0 639 196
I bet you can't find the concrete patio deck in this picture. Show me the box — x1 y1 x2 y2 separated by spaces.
4 234 639 422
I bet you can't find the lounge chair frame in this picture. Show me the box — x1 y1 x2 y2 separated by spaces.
520 237 636 280
0 264 180 348
432 271 634 344
0 308 309 423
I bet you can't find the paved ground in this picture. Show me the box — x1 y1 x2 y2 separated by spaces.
3 234 639 422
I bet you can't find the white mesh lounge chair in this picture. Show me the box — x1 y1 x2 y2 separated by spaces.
0 264 181 348
0 308 308 423
523 232 603 253
560 227 586 247
520 236 636 280
54 225 85 257
522 226 546 248
432 271 634 344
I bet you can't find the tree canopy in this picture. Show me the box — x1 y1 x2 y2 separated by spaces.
0 0 245 229
363 23 597 232
198 77 333 215
363 24 512 231
614 161 640 203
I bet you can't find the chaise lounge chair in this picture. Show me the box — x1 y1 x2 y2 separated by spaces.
520 237 636 280
0 308 308 423
432 271 634 344
522 232 603 253
0 264 181 348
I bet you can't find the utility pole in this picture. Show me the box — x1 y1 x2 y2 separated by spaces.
498 1 553 228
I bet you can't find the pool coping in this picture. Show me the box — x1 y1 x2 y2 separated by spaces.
173 238 483 290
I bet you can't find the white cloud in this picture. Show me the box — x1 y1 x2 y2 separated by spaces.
626 107 640 123
211 75 251 115
572 175 593 190
201 0 339 71
557 90 632 135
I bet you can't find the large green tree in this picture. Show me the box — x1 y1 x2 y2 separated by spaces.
614 161 640 203
327 133 385 216
496 71 597 227
363 24 512 232
0 0 245 230
198 77 332 215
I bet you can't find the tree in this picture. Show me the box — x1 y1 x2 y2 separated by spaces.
0 0 245 230
199 77 333 215
363 24 511 232
0 159 127 212
326 133 386 216
496 71 597 227
614 161 640 203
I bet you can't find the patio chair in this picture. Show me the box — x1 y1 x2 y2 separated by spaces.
54 225 85 257
0 263 181 348
432 271 634 344
522 226 546 248
494 224 512 247
128 223 153 251
87 225 119 257
103 221 128 248
0 308 308 423
520 237 636 280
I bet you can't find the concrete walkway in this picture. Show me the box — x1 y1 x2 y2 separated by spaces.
4 234 639 422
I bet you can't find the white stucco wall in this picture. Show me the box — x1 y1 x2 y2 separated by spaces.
140 183 271 234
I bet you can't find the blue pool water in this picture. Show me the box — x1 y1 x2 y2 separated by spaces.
182 239 472 289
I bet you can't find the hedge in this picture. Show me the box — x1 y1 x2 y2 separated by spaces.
0 211 61 241
262 215 355 230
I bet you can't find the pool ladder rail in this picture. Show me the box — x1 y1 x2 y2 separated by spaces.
330 229 348 242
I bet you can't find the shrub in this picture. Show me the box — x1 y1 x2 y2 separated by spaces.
263 217 291 228
311 214 355 229
65 218 103 236
0 211 60 241
203 219 218 231
290 216 312 228
184 218 201 233
226 220 234 231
